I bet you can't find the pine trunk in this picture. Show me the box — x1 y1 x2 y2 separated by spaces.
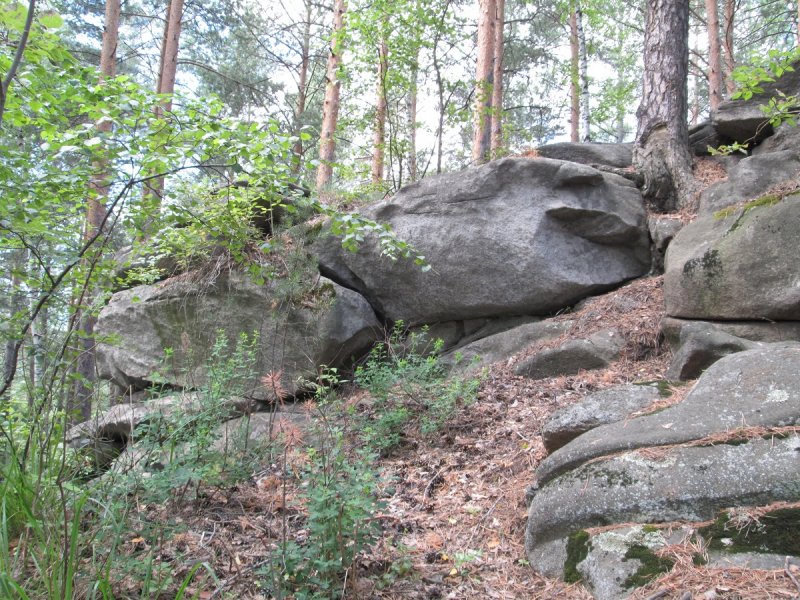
316 0 347 190
490 0 504 156
471 0 496 165
577 4 590 141
706 0 723 111
73 0 122 422
633 0 694 211
722 0 736 96
569 4 580 143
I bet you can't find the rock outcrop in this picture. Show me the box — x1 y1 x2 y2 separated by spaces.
525 346 800 598
96 271 380 399
315 157 650 325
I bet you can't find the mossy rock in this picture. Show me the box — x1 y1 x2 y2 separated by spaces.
699 508 800 556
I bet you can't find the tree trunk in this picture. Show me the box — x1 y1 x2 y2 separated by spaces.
3 249 26 392
371 33 389 184
144 0 184 207
490 0 505 156
706 0 723 111
316 0 347 190
569 3 580 143
577 4 590 141
633 0 694 212
407 57 419 182
291 0 313 173
471 0 496 165
73 0 122 422
722 0 736 96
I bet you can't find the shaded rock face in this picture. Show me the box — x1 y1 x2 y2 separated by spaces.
665 322 760 381
541 383 662 453
534 142 633 168
513 328 625 380
315 157 650 325
664 194 800 321
96 272 380 400
698 150 800 214
525 346 800 597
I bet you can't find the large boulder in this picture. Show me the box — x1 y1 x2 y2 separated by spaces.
96 271 381 399
525 345 800 597
534 142 633 168
698 150 800 214
534 344 800 485
712 60 800 143
315 158 650 325
664 193 800 321
513 328 625 380
665 321 760 380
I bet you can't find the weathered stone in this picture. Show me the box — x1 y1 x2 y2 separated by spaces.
213 409 313 451
661 316 800 349
441 320 572 373
753 121 800 155
541 383 662 453
535 345 800 485
665 322 759 381
315 157 650 325
712 61 800 143
514 328 625 380
698 150 800 214
688 121 720 155
664 195 800 321
526 436 800 575
647 215 683 274
408 315 542 355
535 142 633 168
96 271 380 399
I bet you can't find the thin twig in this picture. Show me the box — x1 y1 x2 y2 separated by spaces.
786 556 800 595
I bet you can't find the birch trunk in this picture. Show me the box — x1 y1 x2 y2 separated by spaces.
316 0 347 190
371 34 389 184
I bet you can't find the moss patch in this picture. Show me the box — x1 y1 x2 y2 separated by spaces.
699 508 800 555
622 544 674 589
714 192 785 220
563 530 591 583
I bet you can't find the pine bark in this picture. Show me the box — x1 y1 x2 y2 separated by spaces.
490 0 505 156
471 0 496 164
706 0 723 111
569 4 580 143
316 0 347 190
371 34 389 184
722 0 736 96
633 0 695 211
577 4 590 141
74 0 121 420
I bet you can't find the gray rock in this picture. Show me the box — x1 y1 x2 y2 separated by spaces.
514 328 625 380
753 121 800 155
661 316 800 349
315 157 650 325
214 409 313 451
441 319 572 373
541 383 662 453
535 142 633 168
647 215 683 274
535 345 800 485
665 322 760 381
526 435 800 575
664 194 800 321
408 315 542 355
577 527 673 600
96 271 380 399
698 150 800 214
712 61 800 143
689 121 720 155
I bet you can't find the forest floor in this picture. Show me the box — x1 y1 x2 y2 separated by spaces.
113 270 800 600
106 160 800 598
